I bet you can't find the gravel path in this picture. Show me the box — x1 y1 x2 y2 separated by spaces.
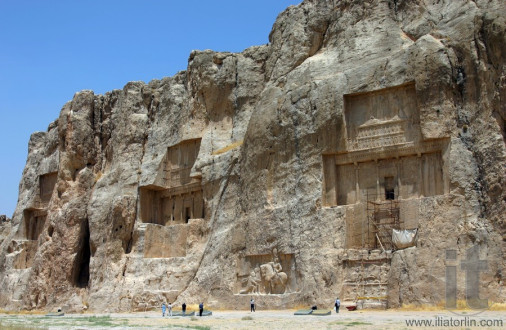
0 309 504 329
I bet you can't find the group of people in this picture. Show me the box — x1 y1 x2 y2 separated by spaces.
161 302 205 317
161 297 339 316
161 302 173 317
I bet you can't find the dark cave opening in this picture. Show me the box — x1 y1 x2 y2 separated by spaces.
73 219 91 288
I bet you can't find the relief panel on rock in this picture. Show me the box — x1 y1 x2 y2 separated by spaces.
39 172 57 204
236 249 298 295
341 251 390 309
344 83 420 151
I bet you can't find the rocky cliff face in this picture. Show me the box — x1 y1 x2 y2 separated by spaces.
0 0 504 312
0 216 11 247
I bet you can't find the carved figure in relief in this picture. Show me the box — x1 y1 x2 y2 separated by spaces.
259 249 288 294
240 269 260 294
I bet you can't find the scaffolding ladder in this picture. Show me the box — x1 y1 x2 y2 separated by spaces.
366 192 402 251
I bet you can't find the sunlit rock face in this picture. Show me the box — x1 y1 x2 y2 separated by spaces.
0 0 504 312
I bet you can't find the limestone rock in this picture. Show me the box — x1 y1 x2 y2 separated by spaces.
0 0 504 312
0 216 11 246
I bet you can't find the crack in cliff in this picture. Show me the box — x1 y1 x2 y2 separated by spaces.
319 19 331 50
127 86 154 254
177 157 239 300
232 56 239 141
445 29 498 224
72 218 91 288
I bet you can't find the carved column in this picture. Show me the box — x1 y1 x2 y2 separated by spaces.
418 153 423 197
375 159 380 201
396 156 401 200
354 162 360 203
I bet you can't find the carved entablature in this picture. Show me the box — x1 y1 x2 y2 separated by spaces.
335 139 447 166
344 82 421 152
351 116 407 151
236 249 298 295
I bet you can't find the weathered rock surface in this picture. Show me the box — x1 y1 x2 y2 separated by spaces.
0 0 504 312
0 216 11 246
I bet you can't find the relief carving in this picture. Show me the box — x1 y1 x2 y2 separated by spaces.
345 83 421 151
239 268 261 294
236 249 296 295
353 116 407 150
259 253 288 294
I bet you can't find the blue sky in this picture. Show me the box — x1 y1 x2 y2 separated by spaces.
0 0 301 217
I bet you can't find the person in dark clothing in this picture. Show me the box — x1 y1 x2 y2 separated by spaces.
182 302 187 314
334 297 340 313
250 298 255 312
199 302 204 316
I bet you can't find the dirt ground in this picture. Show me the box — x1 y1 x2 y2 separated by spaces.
0 309 504 329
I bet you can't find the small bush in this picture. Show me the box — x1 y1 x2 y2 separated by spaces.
242 316 253 321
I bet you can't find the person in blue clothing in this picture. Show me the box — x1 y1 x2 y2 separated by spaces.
199 302 204 316
161 302 166 317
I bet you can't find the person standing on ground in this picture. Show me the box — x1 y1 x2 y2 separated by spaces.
199 302 204 316
334 297 340 313
250 298 255 312
161 302 166 317
167 302 172 316
182 302 187 314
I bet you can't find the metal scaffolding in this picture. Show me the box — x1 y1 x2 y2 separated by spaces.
367 192 402 251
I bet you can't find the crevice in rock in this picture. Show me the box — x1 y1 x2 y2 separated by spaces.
389 0 399 15
402 30 417 42
448 43 497 222
177 158 238 300
72 218 91 288
124 223 133 255
501 117 506 143
121 259 128 277
456 66 466 100
128 93 153 254
477 16 495 69
309 17 329 57
90 98 96 131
